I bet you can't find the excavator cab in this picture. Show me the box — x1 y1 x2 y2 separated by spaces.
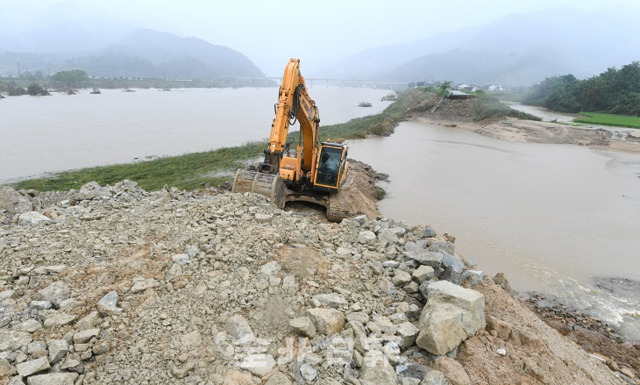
313 142 348 192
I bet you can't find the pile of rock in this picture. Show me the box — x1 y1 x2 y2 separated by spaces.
0 181 496 384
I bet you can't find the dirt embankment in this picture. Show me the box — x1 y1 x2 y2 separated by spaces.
408 97 640 153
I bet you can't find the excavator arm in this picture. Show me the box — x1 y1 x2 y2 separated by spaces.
262 58 320 183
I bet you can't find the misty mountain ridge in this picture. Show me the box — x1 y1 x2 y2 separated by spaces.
318 6 640 86
1 28 263 80
80 29 263 79
0 0 130 53
0 2 263 79
3 3 639 86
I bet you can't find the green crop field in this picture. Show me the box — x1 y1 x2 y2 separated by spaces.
574 112 640 129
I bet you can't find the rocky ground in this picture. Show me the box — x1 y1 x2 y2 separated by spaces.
1 179 636 385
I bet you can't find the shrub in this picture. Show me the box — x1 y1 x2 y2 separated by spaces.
27 83 50 96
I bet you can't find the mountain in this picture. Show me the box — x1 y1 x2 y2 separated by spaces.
318 7 640 86
67 29 264 79
0 1 130 53
0 2 263 80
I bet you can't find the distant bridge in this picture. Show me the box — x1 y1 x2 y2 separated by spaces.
244 77 408 90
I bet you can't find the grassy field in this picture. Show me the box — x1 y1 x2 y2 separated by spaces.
574 112 640 129
10 89 531 192
473 97 541 122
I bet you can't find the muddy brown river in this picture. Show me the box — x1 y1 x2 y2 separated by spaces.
350 121 640 342
0 87 392 182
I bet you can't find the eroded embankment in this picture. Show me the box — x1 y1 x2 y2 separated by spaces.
0 180 631 385
408 96 640 152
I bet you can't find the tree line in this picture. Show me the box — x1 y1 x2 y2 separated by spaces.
0 69 275 96
0 70 90 96
523 61 640 116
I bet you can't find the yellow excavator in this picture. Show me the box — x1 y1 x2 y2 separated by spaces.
232 58 349 221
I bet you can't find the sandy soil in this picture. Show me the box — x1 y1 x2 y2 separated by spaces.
412 98 640 153
459 278 629 385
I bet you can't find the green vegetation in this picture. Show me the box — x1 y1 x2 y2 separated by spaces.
50 70 90 90
523 61 640 116
6 85 27 96
0 73 275 93
574 112 640 129
11 88 533 192
380 92 397 101
27 83 50 96
14 143 266 192
437 81 453 97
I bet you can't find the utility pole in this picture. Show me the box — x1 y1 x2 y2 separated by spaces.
17 62 21 77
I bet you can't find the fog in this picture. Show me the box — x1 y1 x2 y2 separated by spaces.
1 0 639 77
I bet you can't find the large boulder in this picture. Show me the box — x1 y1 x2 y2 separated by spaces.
18 212 51 225
405 250 443 268
35 281 70 308
0 330 32 351
68 181 112 203
312 293 347 308
16 357 50 377
415 281 485 355
306 308 345 335
239 354 276 376
48 339 69 364
97 291 122 316
27 373 79 385
359 350 399 384
0 187 32 214
225 314 254 345
290 316 316 338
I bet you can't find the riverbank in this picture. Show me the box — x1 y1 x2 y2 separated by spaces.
411 101 640 153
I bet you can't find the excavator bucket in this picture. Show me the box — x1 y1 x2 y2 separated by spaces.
232 169 286 209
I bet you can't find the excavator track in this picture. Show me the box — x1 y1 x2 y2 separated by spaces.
232 169 286 209
326 189 350 222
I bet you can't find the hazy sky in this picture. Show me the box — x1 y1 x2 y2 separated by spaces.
2 0 639 76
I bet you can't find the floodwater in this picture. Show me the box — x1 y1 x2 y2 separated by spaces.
0 87 392 182
350 121 640 341
509 103 639 134
507 103 579 123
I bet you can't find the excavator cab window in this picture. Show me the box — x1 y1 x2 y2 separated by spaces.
316 147 343 188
